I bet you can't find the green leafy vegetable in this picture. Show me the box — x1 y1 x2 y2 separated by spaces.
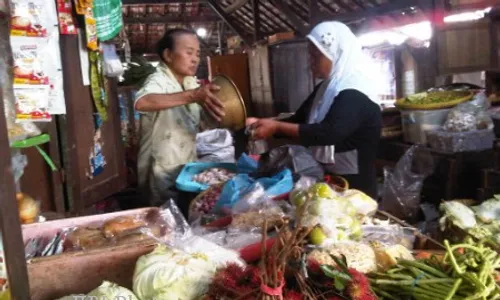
87 281 138 300
439 201 477 231
133 245 216 300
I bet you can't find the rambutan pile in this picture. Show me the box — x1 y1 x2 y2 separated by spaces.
206 263 261 299
345 268 377 300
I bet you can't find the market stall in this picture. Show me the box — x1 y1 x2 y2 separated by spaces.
0 0 499 299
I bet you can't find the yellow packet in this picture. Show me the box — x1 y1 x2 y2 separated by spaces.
84 8 98 51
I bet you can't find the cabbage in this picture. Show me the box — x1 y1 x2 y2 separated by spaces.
87 281 138 300
343 189 378 217
56 282 137 300
439 201 477 231
133 245 216 300
472 196 500 223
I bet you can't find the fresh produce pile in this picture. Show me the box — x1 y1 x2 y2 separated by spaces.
395 91 472 110
440 197 500 250
192 168 235 186
370 238 500 300
291 183 378 246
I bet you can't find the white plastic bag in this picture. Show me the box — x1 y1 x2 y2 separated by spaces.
196 129 235 163
101 43 124 77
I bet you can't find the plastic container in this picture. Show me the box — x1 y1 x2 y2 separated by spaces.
175 162 237 193
400 108 451 144
427 129 495 153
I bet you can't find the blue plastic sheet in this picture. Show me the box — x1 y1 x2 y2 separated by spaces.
213 168 293 211
236 153 258 174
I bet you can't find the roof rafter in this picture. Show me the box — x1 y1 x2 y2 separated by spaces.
317 0 423 23
207 0 252 45
260 1 295 30
270 0 309 36
124 15 220 24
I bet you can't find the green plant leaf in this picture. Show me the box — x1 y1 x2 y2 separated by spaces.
320 265 351 281
331 254 350 274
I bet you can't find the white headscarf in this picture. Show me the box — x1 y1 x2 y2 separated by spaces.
306 21 380 124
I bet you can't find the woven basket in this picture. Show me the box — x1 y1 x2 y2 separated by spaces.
395 91 473 110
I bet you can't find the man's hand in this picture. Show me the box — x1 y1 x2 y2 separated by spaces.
192 84 225 121
249 119 278 140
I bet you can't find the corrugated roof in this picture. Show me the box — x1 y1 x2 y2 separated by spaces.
123 0 427 54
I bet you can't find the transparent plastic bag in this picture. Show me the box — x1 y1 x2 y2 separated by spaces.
11 151 27 185
192 228 262 250
101 43 124 78
231 183 267 214
381 145 434 221
361 225 416 249
443 91 493 132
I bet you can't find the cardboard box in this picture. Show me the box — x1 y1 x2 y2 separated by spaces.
268 31 295 44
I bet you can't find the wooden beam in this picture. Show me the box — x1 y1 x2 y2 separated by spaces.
309 0 321 26
207 0 252 45
0 3 31 299
124 15 221 24
252 0 262 41
271 0 309 35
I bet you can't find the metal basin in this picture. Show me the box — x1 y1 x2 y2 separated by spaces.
211 74 247 131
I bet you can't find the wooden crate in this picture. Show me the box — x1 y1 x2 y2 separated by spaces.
28 243 155 300
24 208 162 299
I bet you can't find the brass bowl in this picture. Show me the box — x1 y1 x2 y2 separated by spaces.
211 74 247 131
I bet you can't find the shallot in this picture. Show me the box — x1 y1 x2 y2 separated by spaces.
193 168 235 186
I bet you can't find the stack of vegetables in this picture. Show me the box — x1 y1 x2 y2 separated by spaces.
370 238 500 299
290 183 379 246
439 196 500 250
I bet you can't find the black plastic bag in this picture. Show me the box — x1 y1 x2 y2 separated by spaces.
256 145 324 180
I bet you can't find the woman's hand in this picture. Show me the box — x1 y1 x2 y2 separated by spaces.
249 119 279 140
192 84 225 121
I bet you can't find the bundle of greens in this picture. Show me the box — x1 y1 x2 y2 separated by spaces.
119 56 156 87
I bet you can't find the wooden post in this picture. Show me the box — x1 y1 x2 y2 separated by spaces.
0 1 31 298
251 0 261 42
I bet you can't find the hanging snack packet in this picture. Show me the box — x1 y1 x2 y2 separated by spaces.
84 8 98 50
56 0 77 35
11 37 50 85
14 84 51 122
10 0 57 37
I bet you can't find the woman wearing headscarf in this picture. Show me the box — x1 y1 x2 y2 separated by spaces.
135 28 224 208
247 22 382 198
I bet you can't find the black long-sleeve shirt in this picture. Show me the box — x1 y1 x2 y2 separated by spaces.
284 87 382 198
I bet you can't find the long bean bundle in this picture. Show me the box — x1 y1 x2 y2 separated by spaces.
369 238 500 300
